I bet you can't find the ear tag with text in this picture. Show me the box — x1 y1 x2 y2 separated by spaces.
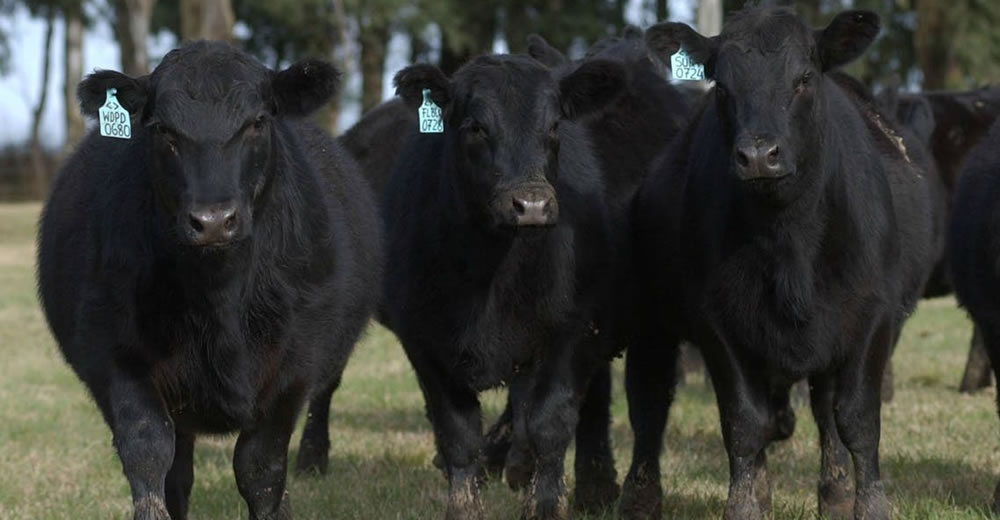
99 88 132 139
418 88 444 134
671 48 705 81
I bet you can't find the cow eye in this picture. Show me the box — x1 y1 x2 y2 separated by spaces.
796 71 813 93
548 121 560 140
253 115 266 131
463 119 488 140
155 124 178 154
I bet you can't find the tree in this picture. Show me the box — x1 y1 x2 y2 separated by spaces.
180 0 233 41
232 0 341 129
28 3 55 197
0 0 14 75
63 0 84 154
698 0 722 36
110 0 156 76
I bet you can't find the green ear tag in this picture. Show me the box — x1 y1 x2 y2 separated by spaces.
98 88 132 139
671 48 705 81
418 88 444 134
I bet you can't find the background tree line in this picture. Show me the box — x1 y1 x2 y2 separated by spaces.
0 0 998 199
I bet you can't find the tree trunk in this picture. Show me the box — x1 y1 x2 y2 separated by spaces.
916 0 957 89
30 8 55 199
312 0 349 135
112 0 155 76
359 21 388 114
63 5 84 155
615 0 627 29
440 7 497 76
408 29 430 64
180 0 234 42
656 0 668 22
504 0 531 54
697 0 722 37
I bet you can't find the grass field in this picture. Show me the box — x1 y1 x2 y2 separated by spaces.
0 201 998 519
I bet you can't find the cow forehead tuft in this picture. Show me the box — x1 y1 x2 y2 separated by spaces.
720 6 813 56
151 41 271 100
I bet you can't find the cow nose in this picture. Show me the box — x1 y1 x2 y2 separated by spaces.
187 202 239 245
734 141 784 179
512 195 556 226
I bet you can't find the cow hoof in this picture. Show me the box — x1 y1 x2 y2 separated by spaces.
723 497 762 520
483 419 513 481
505 448 535 492
572 470 620 514
293 441 329 476
619 473 663 520
854 486 890 520
134 495 171 520
483 446 509 481
446 482 484 520
521 493 568 520
818 480 854 519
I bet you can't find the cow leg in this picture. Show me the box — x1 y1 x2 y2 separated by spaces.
960 325 993 393
483 400 513 480
409 353 485 520
233 389 303 520
706 351 772 520
810 374 853 519
572 363 619 514
521 349 591 520
619 333 680 520
975 323 1000 514
165 432 195 520
101 371 176 520
505 376 536 492
835 319 893 520
769 381 797 442
294 376 341 475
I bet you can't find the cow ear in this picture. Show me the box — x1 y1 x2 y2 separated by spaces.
77 70 149 119
815 10 879 72
646 22 717 77
394 64 450 110
559 59 627 119
527 34 567 68
272 59 341 117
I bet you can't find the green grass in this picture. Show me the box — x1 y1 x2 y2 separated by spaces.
0 201 997 519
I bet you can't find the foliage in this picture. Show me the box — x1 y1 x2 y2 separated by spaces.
233 0 339 67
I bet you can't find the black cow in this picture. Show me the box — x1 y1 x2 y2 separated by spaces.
908 86 1000 191
620 8 933 520
335 98 415 195
532 28 692 208
948 118 1000 515
297 31 694 494
36 41 381 520
889 85 1000 392
381 54 631 519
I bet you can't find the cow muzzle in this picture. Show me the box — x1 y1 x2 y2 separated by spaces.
183 201 241 247
494 183 558 227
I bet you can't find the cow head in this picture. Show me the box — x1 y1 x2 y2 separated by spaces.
647 7 879 189
77 41 339 249
394 55 625 229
